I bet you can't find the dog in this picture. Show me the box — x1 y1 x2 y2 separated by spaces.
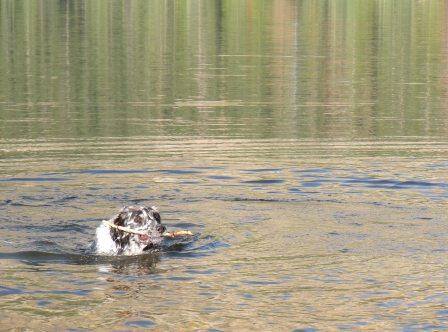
95 206 166 256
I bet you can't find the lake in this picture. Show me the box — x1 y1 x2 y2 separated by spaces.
1 0 448 330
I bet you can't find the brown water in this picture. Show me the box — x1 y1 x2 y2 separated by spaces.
1 1 448 330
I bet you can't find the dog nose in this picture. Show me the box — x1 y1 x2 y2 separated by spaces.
156 225 166 234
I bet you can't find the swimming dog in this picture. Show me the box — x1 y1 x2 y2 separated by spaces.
95 206 166 255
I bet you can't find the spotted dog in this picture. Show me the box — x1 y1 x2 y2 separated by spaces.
95 206 166 255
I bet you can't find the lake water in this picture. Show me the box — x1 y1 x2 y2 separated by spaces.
1 1 448 330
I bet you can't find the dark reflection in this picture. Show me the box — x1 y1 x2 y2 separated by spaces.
102 253 160 275
0 250 160 274
0 235 202 274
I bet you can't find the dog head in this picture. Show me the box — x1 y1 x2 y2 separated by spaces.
108 206 166 255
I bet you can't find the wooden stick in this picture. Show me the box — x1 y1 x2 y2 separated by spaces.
162 230 193 238
102 220 193 238
103 220 147 235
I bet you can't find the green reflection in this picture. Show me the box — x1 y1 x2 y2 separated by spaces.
0 0 446 140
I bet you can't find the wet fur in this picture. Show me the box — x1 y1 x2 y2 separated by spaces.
95 206 166 256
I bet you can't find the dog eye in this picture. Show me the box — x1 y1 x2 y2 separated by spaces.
153 212 161 223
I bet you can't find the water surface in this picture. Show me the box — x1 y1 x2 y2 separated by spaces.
1 1 448 330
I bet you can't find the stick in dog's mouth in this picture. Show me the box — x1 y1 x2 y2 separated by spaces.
102 220 193 238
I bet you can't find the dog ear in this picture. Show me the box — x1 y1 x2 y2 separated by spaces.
112 211 126 226
110 211 130 244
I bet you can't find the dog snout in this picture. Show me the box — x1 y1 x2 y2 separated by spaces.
156 224 166 234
